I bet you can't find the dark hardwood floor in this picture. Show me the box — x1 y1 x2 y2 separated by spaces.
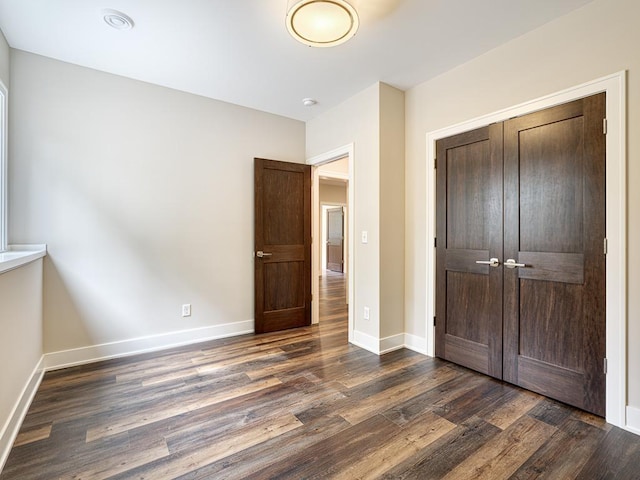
3 271 640 479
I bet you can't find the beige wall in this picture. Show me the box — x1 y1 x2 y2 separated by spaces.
307 82 405 347
9 50 305 354
404 0 640 405
308 83 380 340
318 157 348 176
319 183 347 205
0 260 43 453
379 84 405 339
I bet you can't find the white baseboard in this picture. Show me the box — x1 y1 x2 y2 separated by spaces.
351 329 380 354
403 333 429 355
626 405 640 436
350 331 430 356
43 320 254 371
0 356 45 473
380 334 405 354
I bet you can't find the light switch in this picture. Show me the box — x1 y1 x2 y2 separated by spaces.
361 231 368 244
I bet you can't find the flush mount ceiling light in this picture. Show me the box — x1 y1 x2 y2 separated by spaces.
286 0 359 48
102 9 135 30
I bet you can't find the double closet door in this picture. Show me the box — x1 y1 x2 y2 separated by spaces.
435 93 606 416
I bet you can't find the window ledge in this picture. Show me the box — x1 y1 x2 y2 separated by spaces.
0 245 47 274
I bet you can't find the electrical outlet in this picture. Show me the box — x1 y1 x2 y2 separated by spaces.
182 304 191 317
363 306 370 320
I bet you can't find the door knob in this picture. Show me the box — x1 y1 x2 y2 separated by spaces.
256 251 273 258
504 258 526 269
476 257 500 267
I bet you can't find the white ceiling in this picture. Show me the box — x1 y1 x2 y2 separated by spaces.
0 0 594 121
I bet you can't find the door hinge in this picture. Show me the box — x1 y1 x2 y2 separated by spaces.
604 238 608 255
433 316 436 327
434 157 437 169
604 358 608 374
603 118 608 135
434 237 437 248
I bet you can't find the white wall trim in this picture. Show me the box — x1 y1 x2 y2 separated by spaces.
0 356 45 473
308 143 355 343
308 144 354 166
404 333 428 355
320 172 349 181
379 334 405 354
0 79 7 253
626 406 640 436
351 328 379 354
352 331 423 356
425 71 627 429
43 320 254 371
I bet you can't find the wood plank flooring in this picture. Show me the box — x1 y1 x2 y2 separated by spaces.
3 271 640 479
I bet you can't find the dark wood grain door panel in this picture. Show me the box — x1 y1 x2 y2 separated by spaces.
436 123 504 379
255 158 311 334
503 93 606 416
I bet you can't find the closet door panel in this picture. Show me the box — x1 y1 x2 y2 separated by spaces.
436 124 504 378
503 94 606 416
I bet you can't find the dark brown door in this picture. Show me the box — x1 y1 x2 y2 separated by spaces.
435 93 606 416
436 123 504 378
326 207 344 273
503 94 606 416
254 158 311 334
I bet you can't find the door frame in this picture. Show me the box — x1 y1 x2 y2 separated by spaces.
425 72 627 429
308 144 355 342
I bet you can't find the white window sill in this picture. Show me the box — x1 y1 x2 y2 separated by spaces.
0 244 47 274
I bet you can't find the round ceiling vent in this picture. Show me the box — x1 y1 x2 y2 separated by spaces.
102 9 135 30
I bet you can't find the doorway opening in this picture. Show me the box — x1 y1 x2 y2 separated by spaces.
309 144 354 342
316 159 348 326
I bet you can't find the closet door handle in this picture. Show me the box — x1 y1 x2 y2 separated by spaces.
476 258 500 267
256 251 273 258
504 258 526 269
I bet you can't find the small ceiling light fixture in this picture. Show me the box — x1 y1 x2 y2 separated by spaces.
102 9 135 30
302 98 317 106
286 0 359 48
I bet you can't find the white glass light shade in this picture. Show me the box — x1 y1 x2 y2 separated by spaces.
286 0 359 48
